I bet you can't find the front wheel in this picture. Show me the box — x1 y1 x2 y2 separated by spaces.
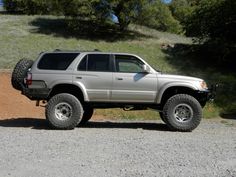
46 93 84 129
163 94 202 132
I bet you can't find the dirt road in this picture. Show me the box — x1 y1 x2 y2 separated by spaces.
0 119 235 177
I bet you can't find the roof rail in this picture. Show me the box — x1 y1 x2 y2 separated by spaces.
53 49 80 52
52 49 102 52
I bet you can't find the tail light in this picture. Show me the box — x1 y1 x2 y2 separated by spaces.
25 73 32 85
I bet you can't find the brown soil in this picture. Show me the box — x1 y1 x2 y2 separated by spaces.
0 72 45 119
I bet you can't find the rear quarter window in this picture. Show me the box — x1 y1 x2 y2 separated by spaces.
38 53 79 70
77 54 111 72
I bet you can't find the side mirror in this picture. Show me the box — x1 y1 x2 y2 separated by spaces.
142 65 150 73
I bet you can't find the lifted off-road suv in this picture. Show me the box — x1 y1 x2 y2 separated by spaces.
12 50 214 131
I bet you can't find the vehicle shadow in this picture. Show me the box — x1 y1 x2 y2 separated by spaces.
0 118 170 131
220 113 236 120
79 121 170 131
0 118 49 130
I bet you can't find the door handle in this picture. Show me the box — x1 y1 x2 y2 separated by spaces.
117 78 123 80
76 76 82 79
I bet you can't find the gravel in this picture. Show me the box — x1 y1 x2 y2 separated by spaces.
0 118 235 177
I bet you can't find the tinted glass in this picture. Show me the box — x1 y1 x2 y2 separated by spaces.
115 55 144 73
87 54 110 72
38 53 79 70
78 55 87 71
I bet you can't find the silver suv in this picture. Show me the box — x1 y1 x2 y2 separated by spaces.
11 50 214 131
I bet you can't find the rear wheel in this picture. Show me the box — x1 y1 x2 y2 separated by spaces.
159 112 167 123
11 59 33 91
79 106 94 125
163 94 202 132
46 93 83 129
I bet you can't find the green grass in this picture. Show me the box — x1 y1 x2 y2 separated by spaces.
0 14 234 119
95 109 160 120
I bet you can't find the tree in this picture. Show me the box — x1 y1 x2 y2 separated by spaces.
3 0 61 14
110 0 145 30
185 0 236 64
169 0 193 25
186 0 236 43
136 0 182 34
60 0 145 31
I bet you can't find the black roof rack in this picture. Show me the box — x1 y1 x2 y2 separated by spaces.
53 49 102 52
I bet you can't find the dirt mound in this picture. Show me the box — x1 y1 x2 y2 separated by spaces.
0 72 45 119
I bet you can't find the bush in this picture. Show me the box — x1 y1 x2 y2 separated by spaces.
136 0 183 34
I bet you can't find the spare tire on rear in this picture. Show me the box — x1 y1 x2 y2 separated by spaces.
11 59 34 91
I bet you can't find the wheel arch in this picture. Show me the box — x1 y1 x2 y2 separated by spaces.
49 83 88 102
158 86 199 108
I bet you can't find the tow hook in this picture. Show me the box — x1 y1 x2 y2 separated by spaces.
123 106 134 111
123 106 148 111
209 84 219 101
36 100 40 106
36 100 47 107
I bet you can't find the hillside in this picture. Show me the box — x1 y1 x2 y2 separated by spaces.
0 14 235 119
0 15 191 69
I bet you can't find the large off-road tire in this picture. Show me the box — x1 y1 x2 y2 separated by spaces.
163 94 202 132
46 93 84 130
159 112 167 124
79 106 94 125
11 59 34 91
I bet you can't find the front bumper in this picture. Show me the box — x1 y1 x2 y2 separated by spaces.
207 84 218 101
196 84 217 107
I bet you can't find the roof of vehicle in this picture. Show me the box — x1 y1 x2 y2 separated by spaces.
42 49 138 56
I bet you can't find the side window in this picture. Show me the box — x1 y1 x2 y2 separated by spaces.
78 55 87 71
38 53 79 70
78 54 110 72
115 55 144 73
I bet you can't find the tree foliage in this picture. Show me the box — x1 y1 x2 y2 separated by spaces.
60 0 145 31
169 0 193 25
186 0 236 43
3 0 60 14
136 0 182 34
3 0 181 33
110 0 145 30
185 0 236 63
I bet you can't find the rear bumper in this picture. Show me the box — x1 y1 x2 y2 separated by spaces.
22 87 50 100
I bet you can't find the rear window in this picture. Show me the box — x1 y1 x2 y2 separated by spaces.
38 53 79 70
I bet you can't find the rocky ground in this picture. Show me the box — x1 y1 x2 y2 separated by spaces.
0 119 235 177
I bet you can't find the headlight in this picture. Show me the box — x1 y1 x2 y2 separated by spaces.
200 81 208 89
